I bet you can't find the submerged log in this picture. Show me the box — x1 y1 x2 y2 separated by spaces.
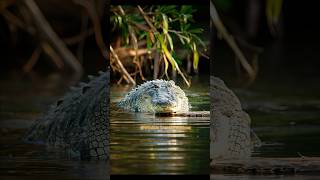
211 157 320 175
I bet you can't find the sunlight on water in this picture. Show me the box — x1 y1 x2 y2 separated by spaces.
110 80 210 174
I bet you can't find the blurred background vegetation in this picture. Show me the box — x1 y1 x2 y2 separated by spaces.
211 0 320 87
0 0 108 81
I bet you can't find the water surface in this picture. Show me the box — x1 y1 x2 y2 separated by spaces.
211 74 320 178
110 77 210 174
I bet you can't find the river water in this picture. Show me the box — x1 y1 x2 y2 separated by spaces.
1 71 320 178
235 77 320 158
211 75 320 179
110 76 210 174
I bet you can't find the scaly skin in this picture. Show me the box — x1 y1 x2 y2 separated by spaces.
24 73 257 161
118 80 189 113
210 76 260 161
24 71 109 160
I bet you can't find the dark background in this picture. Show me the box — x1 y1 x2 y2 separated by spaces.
212 0 320 85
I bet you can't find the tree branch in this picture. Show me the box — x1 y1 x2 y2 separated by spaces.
210 1 256 81
23 0 83 80
110 45 136 85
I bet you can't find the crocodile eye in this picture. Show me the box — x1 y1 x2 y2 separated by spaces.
142 95 150 100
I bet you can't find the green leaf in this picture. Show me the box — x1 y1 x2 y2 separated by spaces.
189 28 203 34
157 33 176 70
186 36 191 43
117 16 122 26
162 14 169 34
172 51 182 65
266 0 283 24
178 36 185 45
191 34 206 48
127 14 144 23
193 43 199 70
181 23 191 32
138 31 148 40
158 5 177 15
120 24 129 45
167 34 173 51
163 54 169 78
181 6 195 14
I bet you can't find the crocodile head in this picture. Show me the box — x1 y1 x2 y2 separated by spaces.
118 80 189 113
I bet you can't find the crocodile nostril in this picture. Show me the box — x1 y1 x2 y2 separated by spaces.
152 99 172 106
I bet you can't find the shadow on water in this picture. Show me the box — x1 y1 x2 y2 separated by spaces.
110 76 210 174
0 72 109 179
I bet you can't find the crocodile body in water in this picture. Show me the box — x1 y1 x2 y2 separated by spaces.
23 72 258 161
118 77 259 160
24 71 109 160
210 76 261 162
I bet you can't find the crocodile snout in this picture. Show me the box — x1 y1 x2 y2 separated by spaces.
152 95 175 107
153 99 173 106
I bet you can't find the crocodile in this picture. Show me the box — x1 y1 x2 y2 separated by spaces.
117 77 259 160
23 71 258 162
210 76 261 162
118 77 259 161
118 79 189 113
24 71 109 160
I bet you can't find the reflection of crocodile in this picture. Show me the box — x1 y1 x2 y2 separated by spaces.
24 71 109 160
118 80 189 113
211 76 261 162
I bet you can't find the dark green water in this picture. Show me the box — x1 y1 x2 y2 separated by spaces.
110 77 210 174
233 78 320 158
1 72 320 177
211 76 320 178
